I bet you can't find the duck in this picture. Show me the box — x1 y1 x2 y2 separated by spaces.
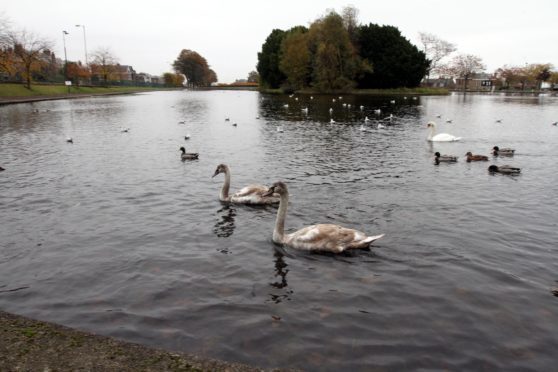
232 122 238 127
465 152 488 162
434 152 457 164
426 122 461 142
0 166 5 171
492 146 515 156
212 164 280 205
180 146 199 160
262 181 384 253
495 119 502 123
178 121 185 124
66 137 73 143
225 117 230 122
184 134 191 140
552 121 557 126
121 127 130 133
256 116 260 119
488 165 521 174
445 119 453 123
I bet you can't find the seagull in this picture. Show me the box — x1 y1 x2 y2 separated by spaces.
332 98 336 103
446 119 453 123
295 97 298 101
310 96 314 100
412 97 417 100
283 104 289 108
329 108 333 115
436 114 442 118
330 118 336 124
339 96 343 100
121 127 130 133
66 137 73 143
364 116 370 122
256 116 260 119
378 123 386 129
403 97 408 100
374 109 381 115
359 125 366 131
342 103 347 108
347 104 351 109
225 117 230 121
184 134 191 140
390 100 395 104
386 114 394 122
360 105 364 110
277 126 284 133
301 107 308 113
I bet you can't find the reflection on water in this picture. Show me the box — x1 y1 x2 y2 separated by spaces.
1 91 558 371
213 205 236 238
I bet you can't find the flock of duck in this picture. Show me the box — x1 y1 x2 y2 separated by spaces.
426 121 521 174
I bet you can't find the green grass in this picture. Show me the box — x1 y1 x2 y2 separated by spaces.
0 83 176 97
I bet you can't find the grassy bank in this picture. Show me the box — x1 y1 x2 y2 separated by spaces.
0 83 177 98
260 87 449 95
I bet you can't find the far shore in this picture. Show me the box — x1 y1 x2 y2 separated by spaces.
0 84 182 106
0 310 289 371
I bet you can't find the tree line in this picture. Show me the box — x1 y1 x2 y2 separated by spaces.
257 7 430 92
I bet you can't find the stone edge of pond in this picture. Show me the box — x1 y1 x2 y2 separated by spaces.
0 310 296 372
0 89 181 106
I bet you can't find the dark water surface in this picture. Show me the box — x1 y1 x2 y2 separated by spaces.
1 91 558 371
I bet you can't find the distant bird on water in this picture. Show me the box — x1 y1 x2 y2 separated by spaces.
225 117 230 122
495 119 502 123
66 137 73 143
330 118 336 124
552 121 557 126
465 152 488 162
184 134 191 140
232 122 238 127
180 146 199 160
488 165 521 174
121 127 130 133
492 146 515 156
374 109 381 115
0 166 5 171
434 152 458 164
277 126 284 133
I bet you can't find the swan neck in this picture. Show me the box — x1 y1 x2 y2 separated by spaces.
428 125 436 140
273 192 288 243
220 168 231 201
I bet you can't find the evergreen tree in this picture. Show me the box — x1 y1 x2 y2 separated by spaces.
256 29 286 88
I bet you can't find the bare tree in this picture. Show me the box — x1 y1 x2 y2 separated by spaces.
7 29 53 88
418 32 456 79
90 47 119 85
446 54 485 91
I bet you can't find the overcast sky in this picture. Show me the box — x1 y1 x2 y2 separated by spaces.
3 0 557 83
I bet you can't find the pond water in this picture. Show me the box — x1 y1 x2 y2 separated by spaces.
1 90 558 371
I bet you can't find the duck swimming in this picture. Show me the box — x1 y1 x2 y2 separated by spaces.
466 152 488 162
180 146 199 160
488 165 521 174
434 152 457 164
263 181 384 253
492 146 515 156
212 164 279 205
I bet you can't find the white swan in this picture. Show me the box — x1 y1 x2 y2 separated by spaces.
426 122 461 142
212 164 279 205
263 182 384 253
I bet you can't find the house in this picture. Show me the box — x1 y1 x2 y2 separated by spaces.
423 78 455 89
115 65 136 82
455 73 496 91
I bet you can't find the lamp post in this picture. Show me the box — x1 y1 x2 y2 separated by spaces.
75 24 88 66
62 30 70 93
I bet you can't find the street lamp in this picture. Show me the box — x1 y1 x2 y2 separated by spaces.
75 24 88 66
62 30 69 92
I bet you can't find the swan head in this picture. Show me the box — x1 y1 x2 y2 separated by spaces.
212 163 228 178
179 146 186 153
426 121 436 128
263 181 288 197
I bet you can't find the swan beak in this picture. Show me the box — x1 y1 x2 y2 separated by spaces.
262 187 275 197
212 170 219 178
